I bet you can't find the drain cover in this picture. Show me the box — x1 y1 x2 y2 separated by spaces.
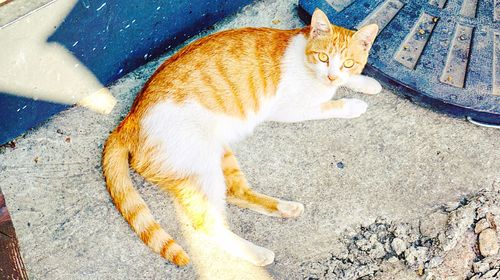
299 0 500 124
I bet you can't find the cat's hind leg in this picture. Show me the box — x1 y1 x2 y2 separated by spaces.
222 148 304 218
153 164 275 266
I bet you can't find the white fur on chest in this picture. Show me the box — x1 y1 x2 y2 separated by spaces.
269 34 338 122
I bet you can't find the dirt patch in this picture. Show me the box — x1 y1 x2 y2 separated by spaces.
300 188 500 280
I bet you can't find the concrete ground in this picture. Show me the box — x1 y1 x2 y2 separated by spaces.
1 0 499 279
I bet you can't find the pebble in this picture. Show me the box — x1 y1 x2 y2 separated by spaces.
481 268 499 278
473 261 490 273
444 201 460 212
475 218 491 233
384 241 392 253
387 256 399 263
369 242 386 259
476 206 489 219
355 238 371 251
405 246 428 267
489 257 500 268
391 238 407 255
427 256 443 268
479 228 499 257
394 224 410 238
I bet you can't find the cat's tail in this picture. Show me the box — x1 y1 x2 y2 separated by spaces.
102 130 190 266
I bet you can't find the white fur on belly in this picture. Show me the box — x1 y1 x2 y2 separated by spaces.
140 100 274 202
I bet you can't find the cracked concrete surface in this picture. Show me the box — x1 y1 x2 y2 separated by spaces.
0 0 499 279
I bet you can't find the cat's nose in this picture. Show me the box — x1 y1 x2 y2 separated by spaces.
328 74 337 81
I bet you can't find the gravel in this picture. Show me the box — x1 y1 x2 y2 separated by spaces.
300 189 500 280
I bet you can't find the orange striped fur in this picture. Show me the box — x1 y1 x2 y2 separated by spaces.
102 8 380 267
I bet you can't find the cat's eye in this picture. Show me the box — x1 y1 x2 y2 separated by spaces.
343 59 355 68
318 53 329 63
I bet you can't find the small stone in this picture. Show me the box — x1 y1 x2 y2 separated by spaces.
473 261 490 273
488 257 500 268
391 238 407 255
405 246 428 267
444 201 460 211
369 242 386 259
394 224 410 238
384 241 393 253
427 256 443 268
388 256 399 263
479 228 499 257
486 213 497 230
481 268 499 278
475 218 491 233
477 207 489 219
417 265 424 276
355 239 371 251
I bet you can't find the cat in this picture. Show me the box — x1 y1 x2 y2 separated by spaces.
102 9 380 267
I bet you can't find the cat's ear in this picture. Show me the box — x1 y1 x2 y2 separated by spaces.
353 24 379 51
310 9 332 37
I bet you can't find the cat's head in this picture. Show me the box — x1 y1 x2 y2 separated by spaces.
305 9 378 86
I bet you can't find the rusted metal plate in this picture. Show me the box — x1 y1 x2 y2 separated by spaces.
395 13 438 70
440 24 474 88
357 0 405 34
299 0 500 124
325 0 354 12
494 32 500 95
460 0 478 18
429 0 447 9
0 189 29 280
495 0 500 21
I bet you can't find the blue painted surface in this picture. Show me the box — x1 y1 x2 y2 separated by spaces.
0 0 253 144
299 0 500 124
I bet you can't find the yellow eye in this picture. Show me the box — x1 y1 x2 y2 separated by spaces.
318 53 329 63
343 59 355 68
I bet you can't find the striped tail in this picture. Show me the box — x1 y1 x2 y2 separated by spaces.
102 130 189 266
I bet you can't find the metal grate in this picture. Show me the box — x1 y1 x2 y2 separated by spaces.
299 0 500 124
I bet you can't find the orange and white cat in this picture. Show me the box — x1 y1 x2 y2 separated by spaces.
102 9 380 267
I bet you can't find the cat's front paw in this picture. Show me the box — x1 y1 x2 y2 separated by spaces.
365 79 382 95
340 98 368 118
354 76 382 95
247 245 275 266
277 201 305 218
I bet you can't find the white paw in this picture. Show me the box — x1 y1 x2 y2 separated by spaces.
340 98 368 118
365 79 382 95
246 245 275 266
213 229 275 266
277 201 305 218
358 76 382 95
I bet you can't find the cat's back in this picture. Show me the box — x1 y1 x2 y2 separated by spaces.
132 27 305 119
